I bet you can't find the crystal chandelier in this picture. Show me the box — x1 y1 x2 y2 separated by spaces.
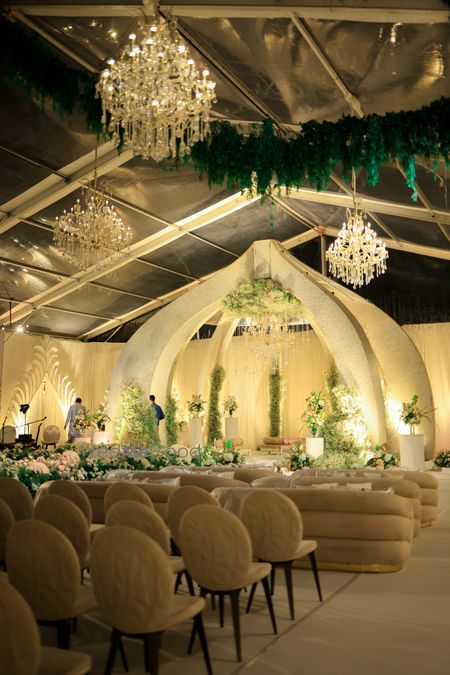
326 207 388 288
53 177 132 270
240 316 297 368
97 10 217 162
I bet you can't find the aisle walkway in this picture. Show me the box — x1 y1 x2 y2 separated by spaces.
62 476 450 675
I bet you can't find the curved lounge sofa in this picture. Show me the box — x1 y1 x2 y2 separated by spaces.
212 486 415 573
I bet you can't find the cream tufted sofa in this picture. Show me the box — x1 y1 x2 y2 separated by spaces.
212 486 415 572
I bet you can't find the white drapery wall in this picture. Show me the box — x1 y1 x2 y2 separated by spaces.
0 322 449 451
403 323 450 451
172 331 331 449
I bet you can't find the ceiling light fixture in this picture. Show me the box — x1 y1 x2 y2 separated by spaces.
326 172 388 288
53 152 132 270
97 1 216 162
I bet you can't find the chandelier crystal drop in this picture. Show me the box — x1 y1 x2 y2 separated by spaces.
97 16 217 162
326 208 388 288
53 178 132 270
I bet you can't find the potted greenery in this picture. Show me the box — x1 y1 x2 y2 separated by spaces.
301 391 325 458
223 394 239 442
224 395 238 417
432 450 450 473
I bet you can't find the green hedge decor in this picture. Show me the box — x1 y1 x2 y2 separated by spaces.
207 365 226 443
269 367 282 437
164 395 179 446
3 12 450 200
114 382 160 448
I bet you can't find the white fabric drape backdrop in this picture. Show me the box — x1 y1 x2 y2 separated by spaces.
173 331 331 448
1 323 449 451
403 323 450 451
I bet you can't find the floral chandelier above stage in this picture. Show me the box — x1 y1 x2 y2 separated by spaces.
53 176 132 270
326 207 389 288
97 6 217 162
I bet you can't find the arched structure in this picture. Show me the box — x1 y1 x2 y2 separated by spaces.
108 240 435 454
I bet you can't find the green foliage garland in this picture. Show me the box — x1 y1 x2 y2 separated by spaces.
207 365 226 443
269 367 282 437
192 100 450 200
3 11 450 200
165 395 179 446
0 13 103 136
223 279 300 319
114 382 159 448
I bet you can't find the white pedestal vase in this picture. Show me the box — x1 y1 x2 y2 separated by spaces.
225 416 238 440
73 435 92 447
189 417 203 449
399 434 425 471
306 436 324 459
92 430 112 445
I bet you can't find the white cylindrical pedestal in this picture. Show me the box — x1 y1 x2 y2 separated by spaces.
306 436 324 459
399 434 425 471
225 416 238 439
92 430 112 445
189 417 203 449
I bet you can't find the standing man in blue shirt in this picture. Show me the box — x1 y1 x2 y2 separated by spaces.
149 394 165 426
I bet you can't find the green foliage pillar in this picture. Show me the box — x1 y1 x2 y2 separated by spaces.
207 365 226 443
269 367 281 437
114 382 160 448
165 395 178 446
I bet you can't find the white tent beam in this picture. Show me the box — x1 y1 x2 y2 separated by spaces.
12 2 448 23
289 13 364 118
0 191 257 326
0 142 133 235
284 187 450 225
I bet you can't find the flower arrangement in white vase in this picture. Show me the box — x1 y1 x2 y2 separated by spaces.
301 391 325 437
400 394 435 435
223 395 238 417
187 394 206 419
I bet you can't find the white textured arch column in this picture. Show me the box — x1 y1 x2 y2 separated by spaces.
107 251 253 418
267 241 386 442
301 267 435 457
195 317 239 398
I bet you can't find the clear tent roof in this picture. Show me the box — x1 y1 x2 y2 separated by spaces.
0 1 449 341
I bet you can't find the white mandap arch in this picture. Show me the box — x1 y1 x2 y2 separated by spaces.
107 239 435 456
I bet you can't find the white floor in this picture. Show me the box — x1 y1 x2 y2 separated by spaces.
47 475 450 675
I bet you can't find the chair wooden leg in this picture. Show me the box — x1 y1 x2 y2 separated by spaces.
219 593 225 627
193 613 213 675
174 572 183 594
185 570 196 596
118 636 129 672
308 551 323 602
245 583 257 614
270 565 276 595
105 628 121 675
230 590 242 662
262 575 278 634
283 561 295 620
211 593 216 610
188 588 206 653
56 618 71 649
144 632 162 675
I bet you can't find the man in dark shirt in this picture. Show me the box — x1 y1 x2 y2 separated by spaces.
149 394 165 426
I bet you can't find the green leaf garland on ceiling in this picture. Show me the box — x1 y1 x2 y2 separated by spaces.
2 12 450 199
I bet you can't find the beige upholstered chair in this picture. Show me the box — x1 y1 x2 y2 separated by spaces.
106 500 187 579
241 490 322 619
42 425 61 449
0 476 34 520
0 497 15 570
167 485 218 548
179 504 277 661
104 482 154 515
0 578 91 675
6 519 97 648
35 495 90 573
45 480 93 525
90 525 213 675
